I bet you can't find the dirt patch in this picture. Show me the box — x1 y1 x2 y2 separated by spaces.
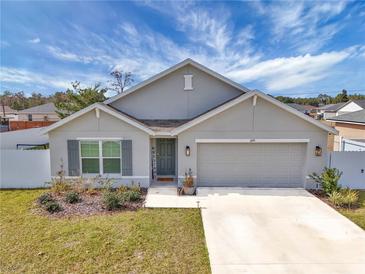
34 189 147 218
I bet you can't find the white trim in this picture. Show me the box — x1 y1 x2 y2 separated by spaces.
178 175 197 179
76 137 123 140
104 58 250 104
42 103 154 135
172 90 338 135
195 139 310 143
326 120 365 126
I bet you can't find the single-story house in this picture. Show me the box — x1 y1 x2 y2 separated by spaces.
0 105 18 120
319 100 365 120
44 59 337 189
327 109 365 151
18 103 60 122
287 103 319 119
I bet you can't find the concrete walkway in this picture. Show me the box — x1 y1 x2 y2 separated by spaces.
145 186 206 208
197 188 365 274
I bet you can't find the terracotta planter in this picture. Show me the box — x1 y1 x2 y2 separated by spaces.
183 186 195 195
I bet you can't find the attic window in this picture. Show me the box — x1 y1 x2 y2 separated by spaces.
184 75 193 90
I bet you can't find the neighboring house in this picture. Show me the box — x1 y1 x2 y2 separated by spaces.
0 106 18 132
319 100 365 120
327 109 365 151
44 59 336 189
288 103 319 119
18 103 60 121
0 106 18 120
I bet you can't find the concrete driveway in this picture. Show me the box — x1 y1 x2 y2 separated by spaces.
197 188 365 274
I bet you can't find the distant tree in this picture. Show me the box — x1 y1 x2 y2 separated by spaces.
109 69 134 94
55 81 107 118
334 89 349 103
317 93 332 105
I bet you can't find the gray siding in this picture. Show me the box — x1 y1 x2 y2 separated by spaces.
110 64 243 119
122 140 133 176
177 97 329 188
48 109 150 187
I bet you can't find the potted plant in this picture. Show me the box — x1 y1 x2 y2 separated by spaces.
182 168 195 195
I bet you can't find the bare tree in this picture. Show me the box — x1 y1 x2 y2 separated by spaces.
109 69 134 94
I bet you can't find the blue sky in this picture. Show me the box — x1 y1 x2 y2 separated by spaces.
1 0 365 97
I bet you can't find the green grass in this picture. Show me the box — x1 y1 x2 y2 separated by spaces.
0 190 210 273
338 191 365 230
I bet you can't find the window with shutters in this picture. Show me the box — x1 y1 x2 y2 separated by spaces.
80 140 121 174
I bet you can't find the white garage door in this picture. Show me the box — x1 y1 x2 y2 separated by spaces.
197 143 307 187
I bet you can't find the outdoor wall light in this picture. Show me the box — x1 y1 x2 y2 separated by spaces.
185 146 191 156
315 145 322 157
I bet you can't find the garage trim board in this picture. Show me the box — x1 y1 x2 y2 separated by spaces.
196 139 310 143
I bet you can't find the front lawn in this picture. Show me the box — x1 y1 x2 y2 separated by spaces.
338 190 365 230
0 190 210 273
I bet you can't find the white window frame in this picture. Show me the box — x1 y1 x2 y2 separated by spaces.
79 140 122 175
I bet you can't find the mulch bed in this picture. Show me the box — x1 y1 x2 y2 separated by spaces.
308 189 359 210
34 189 147 218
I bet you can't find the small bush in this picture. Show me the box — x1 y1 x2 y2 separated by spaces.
122 190 141 202
309 167 342 196
328 191 343 207
130 182 141 193
50 181 72 194
328 188 359 209
38 193 54 205
117 185 128 194
45 201 63 213
65 191 81 204
103 191 124 210
340 188 359 209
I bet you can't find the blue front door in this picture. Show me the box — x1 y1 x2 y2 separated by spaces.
156 139 176 176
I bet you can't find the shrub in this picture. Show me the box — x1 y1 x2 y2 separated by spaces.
38 193 54 205
117 185 128 194
122 190 141 202
45 201 63 213
50 181 72 194
340 188 359 209
65 191 81 204
129 182 141 193
328 191 343 207
328 188 359 209
103 191 124 210
309 167 342 195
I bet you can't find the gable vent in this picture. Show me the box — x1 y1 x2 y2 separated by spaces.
184 75 193 90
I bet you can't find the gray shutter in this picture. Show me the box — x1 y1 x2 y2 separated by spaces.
122 140 133 176
67 140 80 176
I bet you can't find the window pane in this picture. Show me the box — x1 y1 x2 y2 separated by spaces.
82 159 99 173
102 141 120 157
103 159 121 174
81 141 99 157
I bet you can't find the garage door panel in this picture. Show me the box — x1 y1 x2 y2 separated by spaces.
197 143 306 187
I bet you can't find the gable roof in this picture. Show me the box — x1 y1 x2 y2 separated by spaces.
319 102 347 112
43 103 154 135
1 106 17 114
353 99 365 109
288 103 318 112
171 90 337 135
104 58 250 104
19 103 57 114
327 109 365 125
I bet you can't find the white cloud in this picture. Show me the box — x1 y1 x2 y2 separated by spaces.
256 1 348 53
47 46 94 64
0 67 108 91
28 37 41 44
226 47 358 91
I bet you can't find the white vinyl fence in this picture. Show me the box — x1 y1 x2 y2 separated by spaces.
0 149 51 188
328 151 365 189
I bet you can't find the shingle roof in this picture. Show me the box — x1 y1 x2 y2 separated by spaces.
327 109 365 124
353 99 365 109
0 106 17 114
319 102 347 111
138 120 190 131
288 103 317 112
18 103 57 114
